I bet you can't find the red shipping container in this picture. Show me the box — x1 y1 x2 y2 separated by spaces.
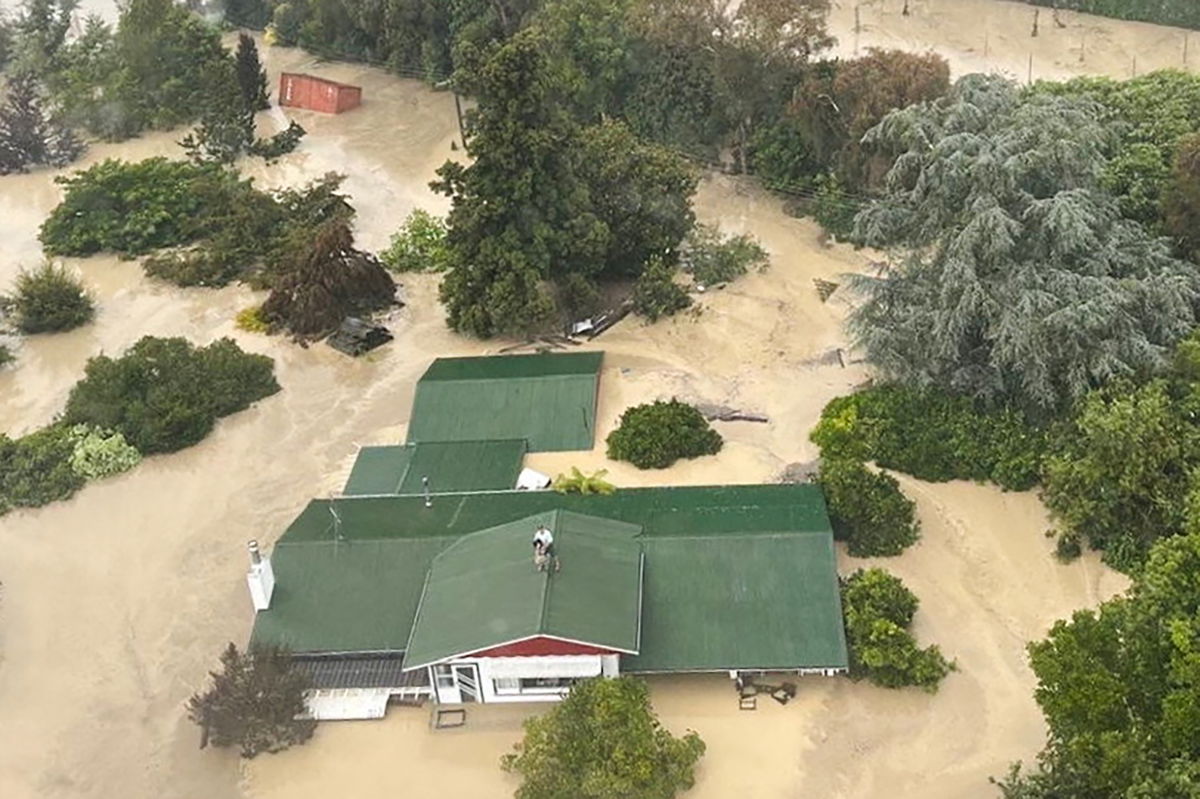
278 72 362 114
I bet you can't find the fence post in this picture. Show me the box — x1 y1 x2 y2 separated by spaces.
1027 52 1033 85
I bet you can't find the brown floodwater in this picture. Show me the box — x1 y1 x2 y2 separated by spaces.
0 5 1163 797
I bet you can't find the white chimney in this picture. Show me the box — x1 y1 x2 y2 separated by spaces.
246 540 275 612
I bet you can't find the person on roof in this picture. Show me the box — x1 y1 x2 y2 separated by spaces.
532 524 560 572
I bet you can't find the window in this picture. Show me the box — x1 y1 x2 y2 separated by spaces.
433 664 455 689
493 677 520 695
520 677 579 691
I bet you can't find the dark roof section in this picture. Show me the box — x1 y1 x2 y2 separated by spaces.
625 533 849 672
342 440 526 496
420 351 603 382
403 511 644 670
407 352 602 451
294 655 430 689
250 538 453 653
281 484 833 543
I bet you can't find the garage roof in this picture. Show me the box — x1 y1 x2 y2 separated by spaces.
407 352 603 452
342 440 526 496
403 511 644 669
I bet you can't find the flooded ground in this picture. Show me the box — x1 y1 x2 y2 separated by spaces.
0 4 1170 798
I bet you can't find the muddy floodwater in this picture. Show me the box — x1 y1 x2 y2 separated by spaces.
0 4 1166 797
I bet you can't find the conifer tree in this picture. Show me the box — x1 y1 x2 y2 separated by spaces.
0 71 84 174
235 33 270 112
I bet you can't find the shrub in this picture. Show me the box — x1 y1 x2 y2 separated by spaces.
66 424 141 480
632 257 691 322
841 568 954 691
11 262 94 333
379 209 450 273
63 336 280 454
811 385 1046 491
680 224 768 286
235 305 270 333
819 459 919 557
1054 532 1082 563
187 643 315 759
0 425 85 512
607 399 722 469
502 676 705 799
0 344 13 367
552 467 615 495
10 260 93 331
810 173 860 240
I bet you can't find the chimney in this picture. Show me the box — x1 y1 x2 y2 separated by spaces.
246 540 275 612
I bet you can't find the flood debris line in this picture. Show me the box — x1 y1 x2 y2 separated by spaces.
694 402 770 424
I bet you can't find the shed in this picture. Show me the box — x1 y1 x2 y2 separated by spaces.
341 440 527 496
279 72 362 114
407 351 603 452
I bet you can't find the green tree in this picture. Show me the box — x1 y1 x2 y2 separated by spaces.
631 256 691 322
187 644 316 759
0 424 85 514
501 676 705 799
840 568 953 691
0 71 84 174
1163 132 1200 264
379 208 449 272
850 74 1198 412
606 399 722 469
1042 379 1200 571
998 530 1200 797
179 59 255 164
534 0 636 122
818 459 919 557
63 336 280 454
235 33 270 111
680 224 767 286
10 262 94 334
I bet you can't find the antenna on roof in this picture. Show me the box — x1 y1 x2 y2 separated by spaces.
329 501 345 544
422 475 432 509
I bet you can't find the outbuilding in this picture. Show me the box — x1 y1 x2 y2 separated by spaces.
278 72 362 114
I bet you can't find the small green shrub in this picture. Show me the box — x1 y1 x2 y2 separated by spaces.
811 173 861 240
235 305 270 333
66 424 141 480
632 257 691 322
607 399 722 469
143 249 241 287
1055 532 1082 563
841 568 954 691
552 467 615 495
63 336 280 454
0 425 86 512
0 344 13 367
380 209 449 273
811 385 1046 491
250 121 306 163
680 224 768 286
11 263 94 333
819 459 919 557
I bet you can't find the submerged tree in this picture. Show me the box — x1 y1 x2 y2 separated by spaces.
850 74 1199 412
502 676 705 799
0 71 84 174
188 643 315 759
235 33 270 111
262 220 395 340
1164 132 1200 264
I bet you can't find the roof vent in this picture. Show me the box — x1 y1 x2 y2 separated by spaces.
246 540 275 612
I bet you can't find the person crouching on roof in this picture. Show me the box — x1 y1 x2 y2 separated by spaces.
533 524 560 572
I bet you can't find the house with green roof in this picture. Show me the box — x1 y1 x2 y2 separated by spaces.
245 351 848 719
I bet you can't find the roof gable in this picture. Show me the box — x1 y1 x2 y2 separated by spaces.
403 511 643 669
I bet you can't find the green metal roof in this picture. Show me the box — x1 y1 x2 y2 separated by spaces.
283 484 834 543
403 511 644 669
407 353 602 452
420 351 603 382
342 440 526 496
250 538 452 653
624 533 849 672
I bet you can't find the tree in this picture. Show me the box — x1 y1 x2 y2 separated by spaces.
631 256 691 321
0 71 84 174
179 59 255 164
1163 132 1200 264
998 530 1200 797
502 676 705 799
606 399 722 469
840 568 953 691
850 74 1198 412
679 224 767 286
1042 379 1200 571
188 644 316 759
11 0 77 70
63 336 280 454
818 459 919 557
379 208 450 272
261 220 396 340
235 33 270 111
10 262 94 333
